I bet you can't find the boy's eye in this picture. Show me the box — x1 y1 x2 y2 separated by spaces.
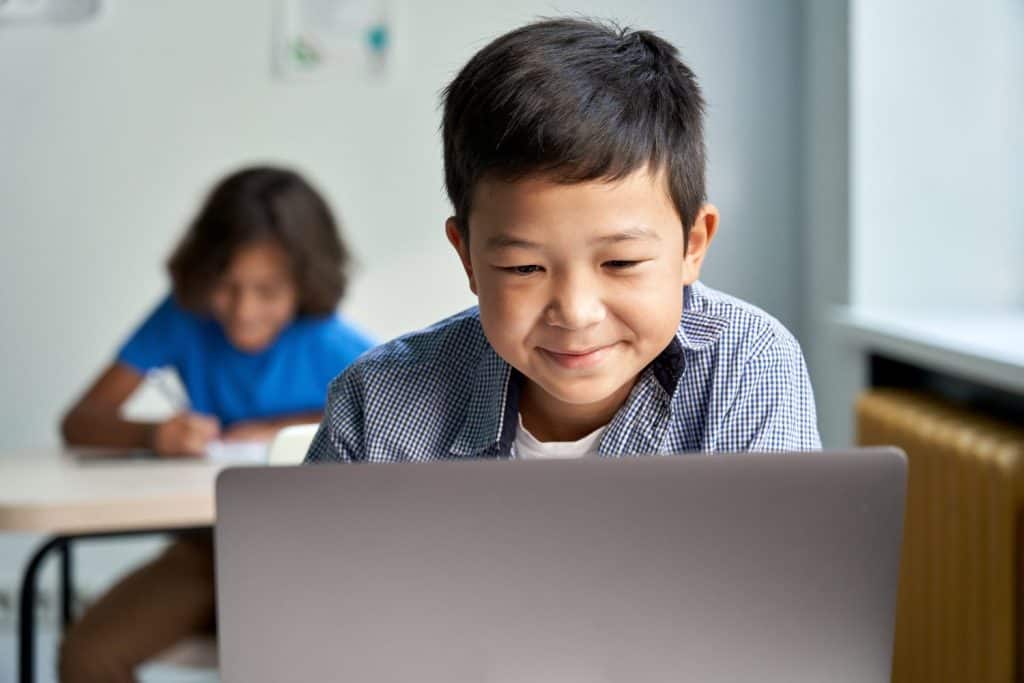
500 265 544 275
603 260 643 270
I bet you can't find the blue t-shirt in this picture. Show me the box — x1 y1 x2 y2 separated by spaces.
117 295 375 426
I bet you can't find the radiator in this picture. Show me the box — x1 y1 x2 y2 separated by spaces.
857 389 1024 683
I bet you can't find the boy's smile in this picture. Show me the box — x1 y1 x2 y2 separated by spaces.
539 344 617 370
447 167 717 441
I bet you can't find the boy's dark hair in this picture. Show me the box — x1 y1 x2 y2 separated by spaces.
168 166 351 316
442 18 706 247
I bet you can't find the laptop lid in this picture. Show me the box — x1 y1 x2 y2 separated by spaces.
215 449 906 682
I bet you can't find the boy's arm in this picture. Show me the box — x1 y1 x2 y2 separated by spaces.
718 332 822 452
304 367 366 463
62 362 221 457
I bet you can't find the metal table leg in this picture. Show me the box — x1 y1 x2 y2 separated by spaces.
19 535 66 683
59 539 74 631
18 527 205 683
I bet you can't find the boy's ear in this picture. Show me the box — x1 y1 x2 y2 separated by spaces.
681 203 719 286
445 217 478 295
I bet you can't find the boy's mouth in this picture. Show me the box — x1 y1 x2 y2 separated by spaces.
538 344 616 370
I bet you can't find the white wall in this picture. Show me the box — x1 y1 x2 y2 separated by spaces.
850 0 1024 310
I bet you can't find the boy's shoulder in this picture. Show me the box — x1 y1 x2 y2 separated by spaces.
663 282 819 453
336 307 490 391
318 307 506 462
681 281 802 361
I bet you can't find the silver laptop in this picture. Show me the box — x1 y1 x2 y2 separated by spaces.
215 449 906 682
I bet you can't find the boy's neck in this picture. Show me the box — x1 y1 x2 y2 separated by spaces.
518 378 636 443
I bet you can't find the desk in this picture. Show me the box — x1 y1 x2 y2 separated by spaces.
0 447 251 683
833 307 1024 395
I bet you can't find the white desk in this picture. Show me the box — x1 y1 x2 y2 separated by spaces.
0 446 261 682
834 307 1024 395
0 447 231 534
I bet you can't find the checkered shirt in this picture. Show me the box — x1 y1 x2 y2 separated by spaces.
305 281 821 463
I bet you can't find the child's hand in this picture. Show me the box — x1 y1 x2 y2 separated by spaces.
222 421 280 444
152 413 221 457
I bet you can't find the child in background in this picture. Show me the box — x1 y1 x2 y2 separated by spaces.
59 165 374 682
306 18 820 465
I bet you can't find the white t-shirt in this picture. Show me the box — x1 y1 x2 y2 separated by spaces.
513 413 607 459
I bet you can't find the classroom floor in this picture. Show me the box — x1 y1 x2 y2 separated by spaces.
1 627 220 683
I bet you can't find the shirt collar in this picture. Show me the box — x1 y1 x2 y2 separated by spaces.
645 283 730 396
448 344 519 458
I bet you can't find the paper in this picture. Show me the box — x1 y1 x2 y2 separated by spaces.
205 440 269 465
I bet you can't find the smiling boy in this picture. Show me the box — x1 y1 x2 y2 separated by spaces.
306 18 820 463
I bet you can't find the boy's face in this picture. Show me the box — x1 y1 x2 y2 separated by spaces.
447 167 717 433
209 240 299 353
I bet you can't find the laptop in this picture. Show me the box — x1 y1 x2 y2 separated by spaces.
215 449 906 682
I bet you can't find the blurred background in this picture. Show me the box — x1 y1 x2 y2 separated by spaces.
0 0 1020 679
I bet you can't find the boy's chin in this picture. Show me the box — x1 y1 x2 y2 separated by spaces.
228 332 275 353
527 374 638 411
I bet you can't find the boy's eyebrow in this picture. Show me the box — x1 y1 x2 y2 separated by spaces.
485 234 543 250
590 225 662 245
486 225 661 250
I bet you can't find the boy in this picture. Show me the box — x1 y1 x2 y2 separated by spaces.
307 18 819 463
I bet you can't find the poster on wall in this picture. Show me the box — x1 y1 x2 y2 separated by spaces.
274 0 391 81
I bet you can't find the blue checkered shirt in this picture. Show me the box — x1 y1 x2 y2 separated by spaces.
306 281 820 463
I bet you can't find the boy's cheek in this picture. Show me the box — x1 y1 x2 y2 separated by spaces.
478 276 530 308
478 291 539 346
479 290 530 330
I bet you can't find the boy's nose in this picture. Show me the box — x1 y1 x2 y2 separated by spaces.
229 291 262 324
544 276 605 331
